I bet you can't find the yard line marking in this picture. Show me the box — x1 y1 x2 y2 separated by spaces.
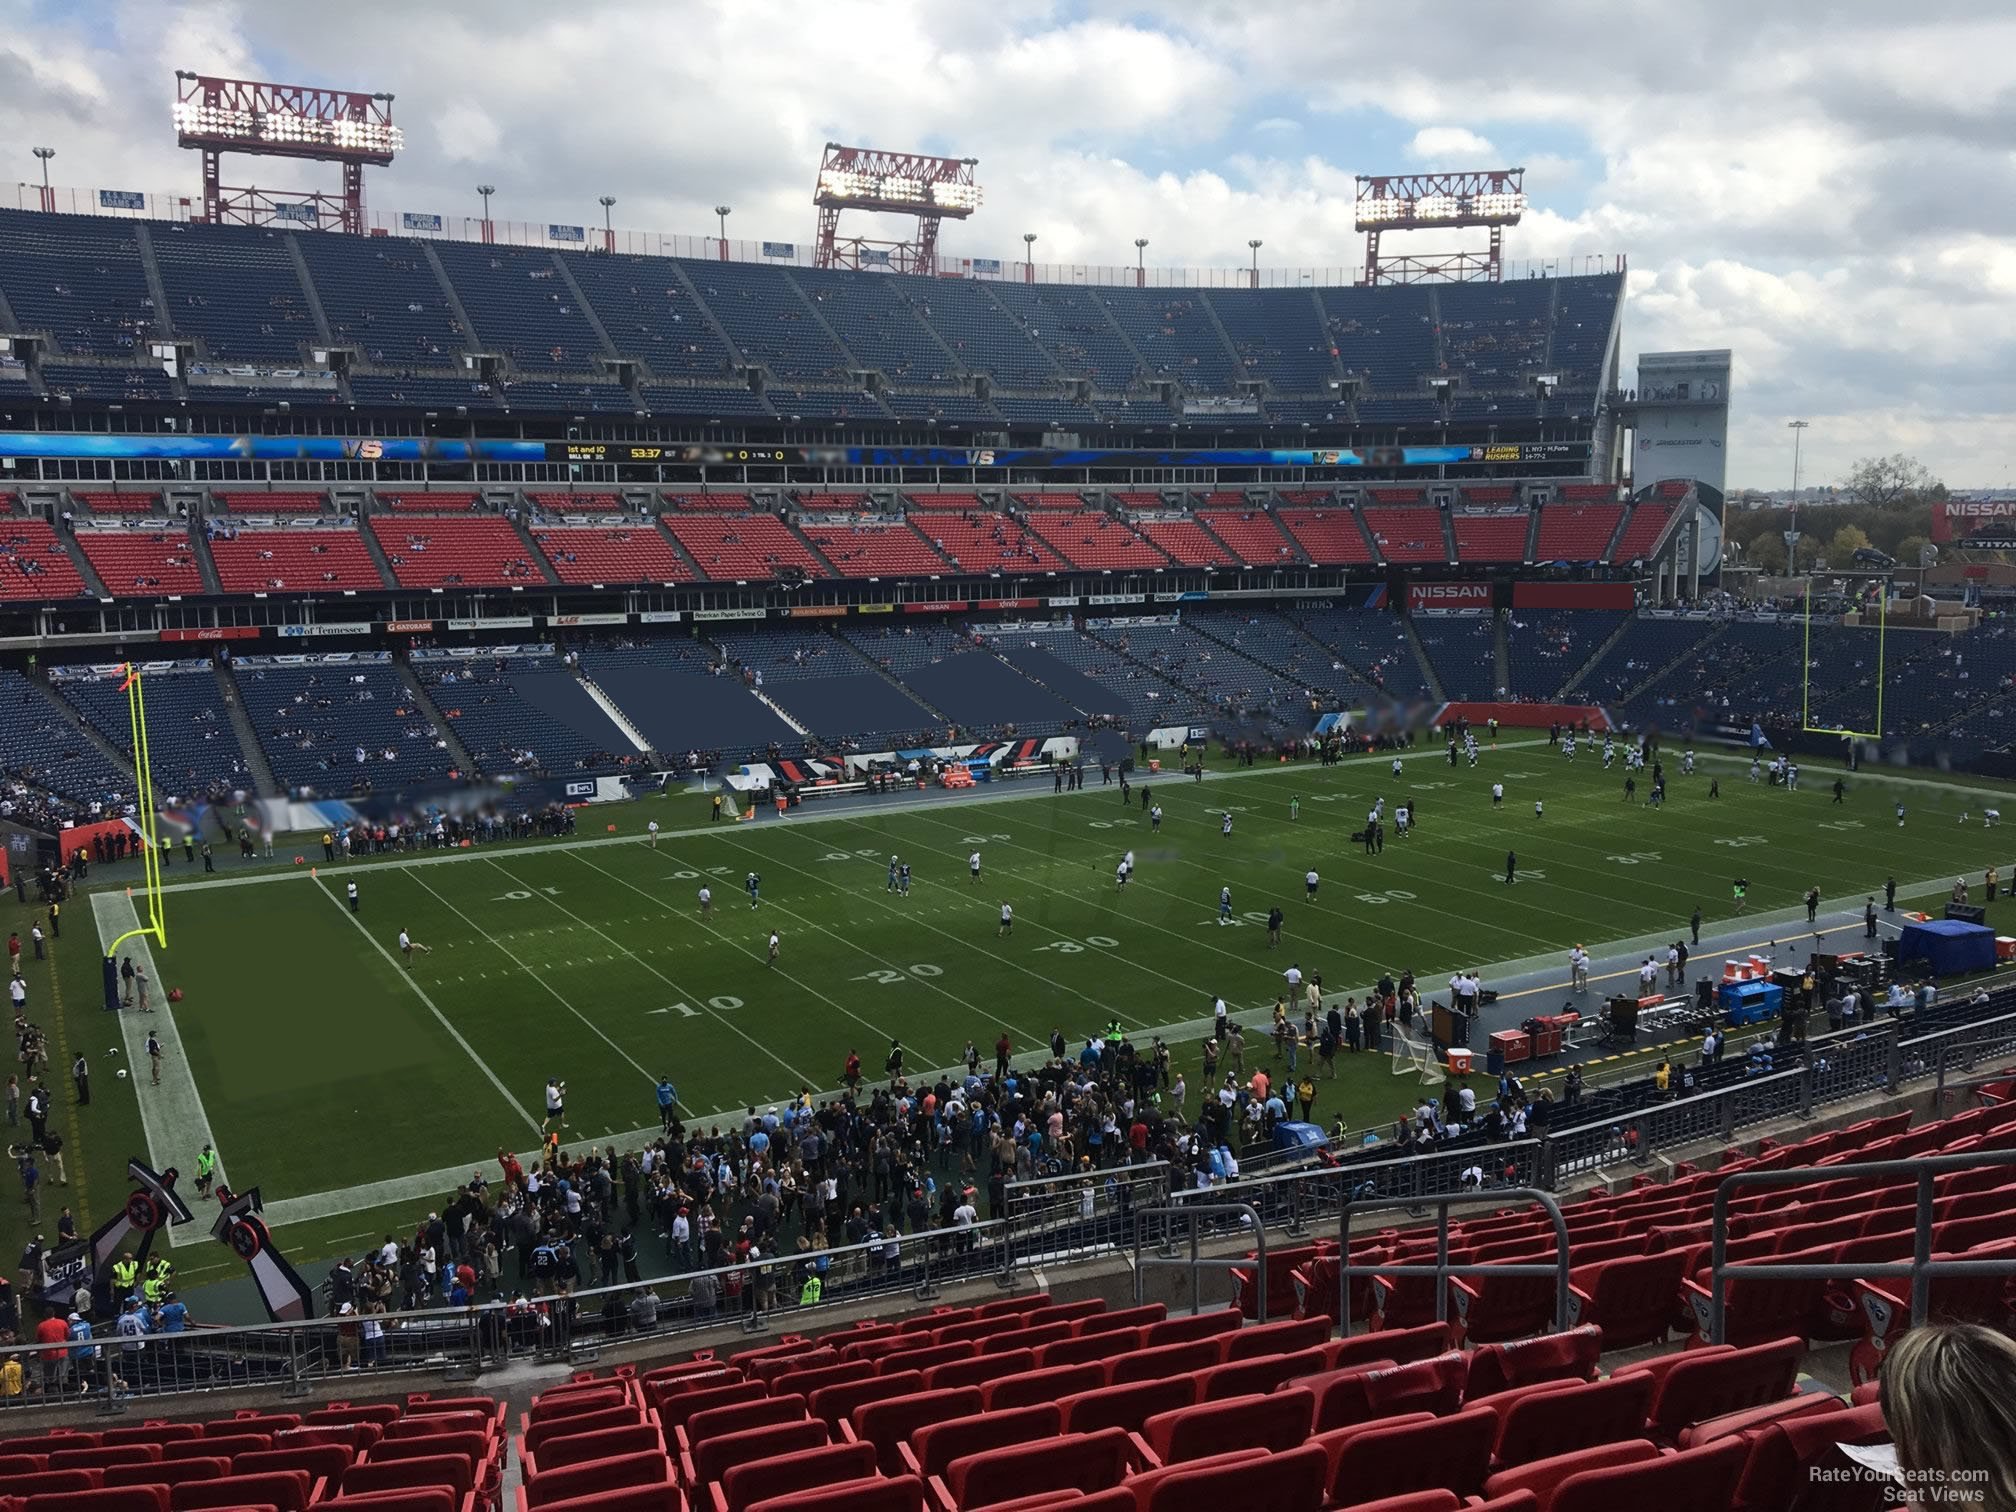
565 849 941 1057
140 740 1553 900
233 898 1929 1234
578 845 1026 1061
405 867 703 1098
92 892 224 1250
706 818 1264 1022
312 878 543 1141
474 857 822 1093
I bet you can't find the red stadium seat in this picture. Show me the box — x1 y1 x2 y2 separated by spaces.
737 1473 925 1512
980 1361 1105 1411
50 1445 163 1470
1138 1441 1327 1512
711 1442 878 1512
672 1395 807 1458
524 1424 666 1479
171 1469 316 1512
1193 1346 1331 1401
532 1487 685 1512
1107 1339 1222 1386
931 1426 1140 1512
1550 1436 1749 1512
101 1458 229 1488
520 1451 671 1511
682 1420 828 1491
232 1445 355 1483
1567 1253 1687 1349
845 1387 983 1476
1321 1406 1500 1502
1220 1316 1333 1360
807 1370 926 1430
1622 1335 1805 1444
1484 1370 1657 1469
926 1349 1034 1390
1308 1349 1469 1432
768 1359 873 1401
1058 1376 1197 1437
899 1403 1062 1481
1074 1304 1166 1338
337 1455 471 1508
1138 1390 1315 1466
1464 1326 1604 1397
28 1490 169 1512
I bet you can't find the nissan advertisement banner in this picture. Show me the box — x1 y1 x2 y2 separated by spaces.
1405 582 1493 614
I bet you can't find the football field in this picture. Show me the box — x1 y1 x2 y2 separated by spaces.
46 739 2016 1279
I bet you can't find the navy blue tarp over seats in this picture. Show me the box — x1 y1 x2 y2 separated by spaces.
1895 919 1998 977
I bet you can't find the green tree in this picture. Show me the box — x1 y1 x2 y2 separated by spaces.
1744 532 1789 572
1841 454 1942 510
1828 525 1873 561
1895 535 1931 566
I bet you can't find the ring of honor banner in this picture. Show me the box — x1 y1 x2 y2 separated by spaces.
0 433 1589 470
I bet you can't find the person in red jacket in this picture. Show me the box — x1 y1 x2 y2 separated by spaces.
33 1312 68 1393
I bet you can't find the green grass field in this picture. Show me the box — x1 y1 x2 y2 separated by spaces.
15 738 2016 1296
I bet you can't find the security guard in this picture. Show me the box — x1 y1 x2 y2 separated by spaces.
141 1264 168 1309
110 1252 141 1300
798 1271 822 1307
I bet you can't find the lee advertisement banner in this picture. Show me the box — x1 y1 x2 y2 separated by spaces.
1405 582 1493 614
548 612 629 627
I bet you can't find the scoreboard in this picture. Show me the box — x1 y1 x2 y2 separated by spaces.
549 443 792 465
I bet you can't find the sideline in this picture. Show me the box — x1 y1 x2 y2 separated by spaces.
250 875 1959 1235
90 892 224 1249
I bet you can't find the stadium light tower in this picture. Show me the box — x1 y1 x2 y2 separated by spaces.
1353 168 1526 285
173 71 401 233
1134 237 1149 289
1248 238 1263 290
477 184 495 244
31 147 54 212
812 143 980 274
1022 231 1037 285
598 194 616 253
714 204 731 261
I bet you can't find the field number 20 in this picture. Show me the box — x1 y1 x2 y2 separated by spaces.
853 965 945 984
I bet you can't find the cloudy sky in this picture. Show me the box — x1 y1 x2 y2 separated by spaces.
4 0 2012 487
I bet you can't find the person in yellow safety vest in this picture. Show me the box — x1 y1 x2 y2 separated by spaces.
111 1254 140 1298
148 1254 174 1290
798 1273 822 1307
194 1145 217 1198
141 1271 166 1307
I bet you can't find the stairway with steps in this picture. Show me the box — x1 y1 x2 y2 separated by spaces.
212 661 281 797
393 658 481 778
1399 617 1446 702
573 664 653 754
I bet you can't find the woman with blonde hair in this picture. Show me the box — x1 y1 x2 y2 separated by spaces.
1881 1322 2016 1510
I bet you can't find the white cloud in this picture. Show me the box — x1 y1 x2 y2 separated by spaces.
0 0 2010 484
1405 126 1496 164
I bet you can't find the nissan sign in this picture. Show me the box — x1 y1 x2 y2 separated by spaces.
1406 582 1493 613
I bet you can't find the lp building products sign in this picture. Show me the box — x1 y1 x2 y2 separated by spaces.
1406 582 1492 614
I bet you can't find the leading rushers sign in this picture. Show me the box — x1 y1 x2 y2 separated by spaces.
1406 582 1492 614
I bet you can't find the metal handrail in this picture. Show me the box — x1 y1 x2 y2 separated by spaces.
1133 1204 1265 1321
1339 1185 1572 1338
1706 1148 2016 1345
